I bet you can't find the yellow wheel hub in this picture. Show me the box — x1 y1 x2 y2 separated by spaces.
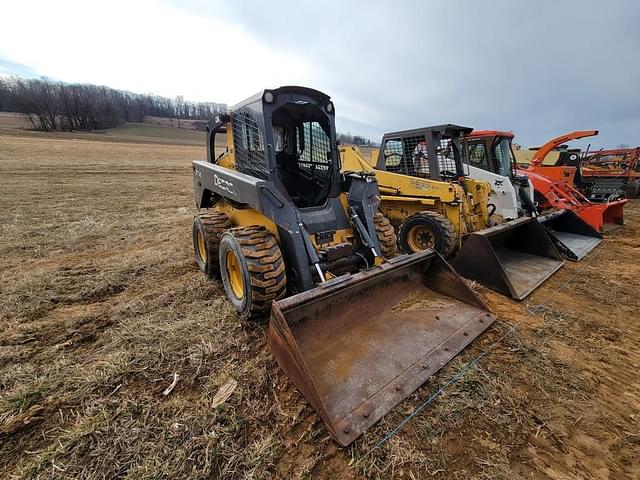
196 229 207 262
407 225 435 252
226 250 245 299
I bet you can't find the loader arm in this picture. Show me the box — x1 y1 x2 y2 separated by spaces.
530 130 599 166
340 146 459 201
339 146 376 173
519 166 627 232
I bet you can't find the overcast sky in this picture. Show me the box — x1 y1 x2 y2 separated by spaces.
1 0 639 148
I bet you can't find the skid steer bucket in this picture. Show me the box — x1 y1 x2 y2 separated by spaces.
577 198 628 233
268 250 495 447
537 210 602 261
452 217 564 300
600 198 627 231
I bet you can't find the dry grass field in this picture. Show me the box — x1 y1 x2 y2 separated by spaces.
1 128 639 479
142 115 206 131
0 113 205 146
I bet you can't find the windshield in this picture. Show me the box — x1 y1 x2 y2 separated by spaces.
296 121 332 177
493 138 516 177
271 102 336 208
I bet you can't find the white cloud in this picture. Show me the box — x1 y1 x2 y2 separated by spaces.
0 0 314 103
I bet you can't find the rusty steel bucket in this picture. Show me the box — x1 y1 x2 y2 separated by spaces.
537 210 602 262
452 217 564 300
267 250 495 447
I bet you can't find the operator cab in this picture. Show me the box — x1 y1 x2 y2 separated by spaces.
205 87 340 210
271 101 336 208
465 133 518 179
377 124 472 182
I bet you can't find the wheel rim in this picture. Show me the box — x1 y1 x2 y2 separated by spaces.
196 229 207 262
225 250 245 299
406 225 435 251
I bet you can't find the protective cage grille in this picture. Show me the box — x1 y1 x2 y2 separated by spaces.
382 135 459 178
297 122 332 180
232 111 268 179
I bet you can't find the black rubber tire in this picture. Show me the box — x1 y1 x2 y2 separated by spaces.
192 211 232 278
218 226 287 321
398 211 457 256
373 212 398 259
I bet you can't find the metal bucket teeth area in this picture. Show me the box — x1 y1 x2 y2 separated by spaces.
452 217 564 300
538 210 602 261
267 251 495 446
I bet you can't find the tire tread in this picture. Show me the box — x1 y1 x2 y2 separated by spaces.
228 226 287 319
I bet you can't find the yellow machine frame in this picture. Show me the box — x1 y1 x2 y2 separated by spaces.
340 145 492 250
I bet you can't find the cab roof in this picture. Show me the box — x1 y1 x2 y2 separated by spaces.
230 86 331 111
466 130 515 139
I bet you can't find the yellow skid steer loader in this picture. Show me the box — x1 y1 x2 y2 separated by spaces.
191 87 496 445
340 125 564 300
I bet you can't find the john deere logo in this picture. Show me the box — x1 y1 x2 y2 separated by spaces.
214 174 235 196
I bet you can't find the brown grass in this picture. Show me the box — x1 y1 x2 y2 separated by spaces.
1 130 639 479
142 115 204 131
0 112 32 129
0 112 208 146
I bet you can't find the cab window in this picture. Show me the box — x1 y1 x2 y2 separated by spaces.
383 139 404 171
493 138 516 177
467 142 490 171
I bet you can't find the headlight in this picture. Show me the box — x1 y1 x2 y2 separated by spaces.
264 91 275 103
326 102 334 113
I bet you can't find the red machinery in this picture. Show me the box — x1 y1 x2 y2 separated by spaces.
464 130 602 262
520 130 627 232
471 130 626 232
578 147 640 199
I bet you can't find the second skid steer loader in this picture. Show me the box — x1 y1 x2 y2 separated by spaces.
340 125 564 300
463 130 603 261
191 87 496 446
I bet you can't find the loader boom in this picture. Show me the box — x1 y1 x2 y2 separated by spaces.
529 130 599 166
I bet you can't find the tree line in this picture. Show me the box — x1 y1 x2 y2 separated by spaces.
337 132 373 146
0 76 372 142
0 76 226 132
